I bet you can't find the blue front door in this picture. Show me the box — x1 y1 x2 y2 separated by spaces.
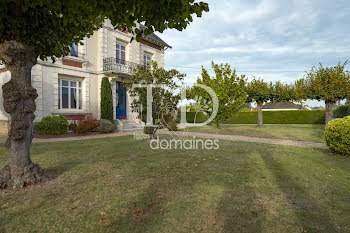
116 81 127 120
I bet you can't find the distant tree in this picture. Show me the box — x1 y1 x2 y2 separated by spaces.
191 62 247 127
292 78 309 104
0 0 209 188
100 77 114 122
272 81 294 103
246 79 272 128
304 62 350 124
124 62 184 136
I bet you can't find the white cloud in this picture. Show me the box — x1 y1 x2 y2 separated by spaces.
159 0 350 106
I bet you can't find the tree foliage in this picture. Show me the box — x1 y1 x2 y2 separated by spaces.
303 62 350 103
246 79 293 127
124 62 184 129
300 62 350 124
0 0 209 61
191 62 247 127
100 77 114 122
0 0 209 189
246 78 272 105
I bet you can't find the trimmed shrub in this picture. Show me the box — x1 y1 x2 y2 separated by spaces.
324 116 350 155
100 77 114 122
184 112 208 123
77 118 99 133
167 121 178 131
225 110 325 124
35 116 68 135
98 119 115 133
333 105 350 118
185 110 325 124
69 118 99 134
184 110 325 124
144 126 157 135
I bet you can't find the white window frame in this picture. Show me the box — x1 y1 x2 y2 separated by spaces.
116 41 126 64
58 78 83 110
143 52 152 68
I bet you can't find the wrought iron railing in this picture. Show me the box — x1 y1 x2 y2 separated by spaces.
103 58 140 75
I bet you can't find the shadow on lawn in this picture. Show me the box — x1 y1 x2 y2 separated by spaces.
260 153 338 232
215 150 266 232
217 187 266 232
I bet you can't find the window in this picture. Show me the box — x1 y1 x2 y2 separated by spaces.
116 42 126 64
58 79 82 109
69 43 78 57
143 54 151 68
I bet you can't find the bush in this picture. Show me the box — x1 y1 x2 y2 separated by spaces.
162 111 178 131
333 105 350 118
97 119 115 133
70 118 99 134
35 116 68 135
324 116 350 155
77 118 99 133
100 77 114 122
144 126 157 135
167 121 178 131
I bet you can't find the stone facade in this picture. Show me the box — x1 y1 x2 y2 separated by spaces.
0 21 169 133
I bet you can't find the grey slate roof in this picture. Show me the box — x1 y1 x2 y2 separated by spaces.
140 24 172 48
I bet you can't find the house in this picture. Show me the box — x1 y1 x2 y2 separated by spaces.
0 20 171 133
262 101 306 111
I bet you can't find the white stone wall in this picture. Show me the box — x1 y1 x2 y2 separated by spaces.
0 20 167 124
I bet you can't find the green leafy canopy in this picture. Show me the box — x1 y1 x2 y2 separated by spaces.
303 61 350 103
191 61 247 127
0 0 209 60
124 61 185 125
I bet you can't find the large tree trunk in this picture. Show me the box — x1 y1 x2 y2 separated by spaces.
257 102 264 128
0 40 46 189
325 101 335 125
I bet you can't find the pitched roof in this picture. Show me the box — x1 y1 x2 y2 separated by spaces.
262 101 302 109
140 24 172 48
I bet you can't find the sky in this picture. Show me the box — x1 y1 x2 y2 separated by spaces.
157 0 350 106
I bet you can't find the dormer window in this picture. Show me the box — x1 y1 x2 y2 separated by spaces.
116 42 126 64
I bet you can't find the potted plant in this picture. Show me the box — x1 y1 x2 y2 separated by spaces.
135 114 141 124
120 115 126 122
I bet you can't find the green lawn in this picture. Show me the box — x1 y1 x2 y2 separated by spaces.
0 136 349 232
184 124 325 142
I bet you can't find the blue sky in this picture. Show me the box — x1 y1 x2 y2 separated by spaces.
158 0 350 106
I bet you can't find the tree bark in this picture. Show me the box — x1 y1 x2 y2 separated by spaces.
257 102 264 128
0 40 46 189
325 101 335 125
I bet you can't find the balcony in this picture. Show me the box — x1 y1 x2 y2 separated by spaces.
62 52 87 68
103 58 139 76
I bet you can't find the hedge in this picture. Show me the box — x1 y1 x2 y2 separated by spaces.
184 112 208 123
185 110 325 124
333 105 350 118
